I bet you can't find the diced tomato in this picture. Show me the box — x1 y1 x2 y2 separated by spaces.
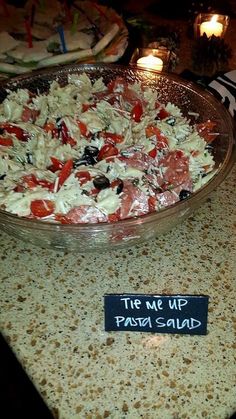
0 124 29 141
148 196 156 212
43 122 59 138
0 136 13 146
60 121 76 146
101 131 124 144
196 120 218 143
44 121 55 132
22 174 38 188
54 213 70 224
57 159 73 190
82 103 90 112
76 170 91 185
60 121 69 143
22 174 54 190
68 137 77 147
30 199 55 218
61 121 76 145
145 125 168 150
108 214 118 222
108 209 121 222
48 157 64 172
156 108 170 120
146 125 157 138
148 148 157 158
82 103 96 112
37 179 54 190
21 106 39 123
77 120 88 137
97 144 119 161
131 101 143 122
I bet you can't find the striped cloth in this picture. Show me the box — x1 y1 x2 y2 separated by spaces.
208 70 236 119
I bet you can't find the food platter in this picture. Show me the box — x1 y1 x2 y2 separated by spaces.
0 0 128 79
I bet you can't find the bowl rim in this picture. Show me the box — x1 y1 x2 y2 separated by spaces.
0 63 235 231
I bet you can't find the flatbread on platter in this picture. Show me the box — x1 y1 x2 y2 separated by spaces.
0 1 128 77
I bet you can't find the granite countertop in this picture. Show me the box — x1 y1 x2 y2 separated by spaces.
0 162 235 418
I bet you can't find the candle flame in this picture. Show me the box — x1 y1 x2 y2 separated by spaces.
211 15 219 24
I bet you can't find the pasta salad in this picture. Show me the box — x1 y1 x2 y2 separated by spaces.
0 72 218 224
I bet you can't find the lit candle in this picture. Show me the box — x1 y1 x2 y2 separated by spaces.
200 15 223 37
137 54 163 71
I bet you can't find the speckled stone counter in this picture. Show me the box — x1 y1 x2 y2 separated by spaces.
0 164 236 419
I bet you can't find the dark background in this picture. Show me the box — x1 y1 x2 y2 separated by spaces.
0 334 54 418
5 1 236 16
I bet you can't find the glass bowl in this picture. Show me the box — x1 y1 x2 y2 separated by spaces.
0 64 235 252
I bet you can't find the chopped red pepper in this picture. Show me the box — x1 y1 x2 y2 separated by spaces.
22 174 38 188
0 136 13 146
131 101 143 122
48 157 64 172
82 103 96 112
108 211 120 222
77 120 88 137
97 144 119 161
57 159 73 190
157 108 170 120
196 120 218 143
76 170 91 186
101 131 124 144
22 174 54 190
148 148 157 158
54 213 70 224
43 122 59 138
0 124 29 141
60 121 76 146
145 125 168 149
148 196 156 212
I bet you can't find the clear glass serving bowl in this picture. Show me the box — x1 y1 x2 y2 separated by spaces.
0 64 235 252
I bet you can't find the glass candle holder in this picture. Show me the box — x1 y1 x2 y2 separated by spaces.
129 47 171 72
194 13 230 39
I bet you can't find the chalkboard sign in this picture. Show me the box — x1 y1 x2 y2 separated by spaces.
104 294 209 335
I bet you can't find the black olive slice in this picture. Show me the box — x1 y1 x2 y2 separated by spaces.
93 175 110 190
179 189 192 201
84 145 99 157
